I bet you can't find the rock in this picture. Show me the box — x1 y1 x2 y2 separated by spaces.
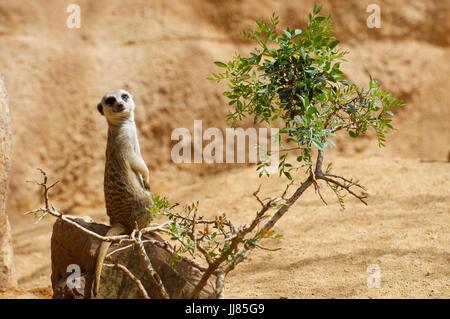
51 216 217 299
0 76 16 288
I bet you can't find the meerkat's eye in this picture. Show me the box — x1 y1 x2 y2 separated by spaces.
121 94 129 102
105 97 115 105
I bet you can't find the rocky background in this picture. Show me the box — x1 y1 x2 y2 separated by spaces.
0 0 448 298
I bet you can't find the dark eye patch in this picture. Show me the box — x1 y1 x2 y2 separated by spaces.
121 94 129 102
105 97 115 105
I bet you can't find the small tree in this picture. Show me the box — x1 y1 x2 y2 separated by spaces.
154 5 401 297
28 5 401 298
211 6 400 175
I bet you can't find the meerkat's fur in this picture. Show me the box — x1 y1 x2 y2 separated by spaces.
93 89 152 297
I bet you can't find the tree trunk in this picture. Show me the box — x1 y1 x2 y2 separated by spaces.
0 75 16 288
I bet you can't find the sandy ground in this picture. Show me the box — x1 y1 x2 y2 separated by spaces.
0 0 449 298
3 154 449 298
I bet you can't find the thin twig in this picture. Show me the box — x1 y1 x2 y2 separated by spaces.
103 263 150 299
253 243 282 251
323 173 367 190
106 244 134 259
313 180 328 205
317 175 368 205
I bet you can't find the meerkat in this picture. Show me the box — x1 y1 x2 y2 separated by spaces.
93 89 152 297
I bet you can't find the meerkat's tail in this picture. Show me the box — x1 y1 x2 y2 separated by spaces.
92 223 126 298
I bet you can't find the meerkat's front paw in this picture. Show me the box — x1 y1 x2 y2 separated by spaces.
143 179 151 191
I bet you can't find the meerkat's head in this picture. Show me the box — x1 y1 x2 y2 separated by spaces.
97 89 135 124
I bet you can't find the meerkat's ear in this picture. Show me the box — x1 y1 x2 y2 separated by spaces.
97 103 104 116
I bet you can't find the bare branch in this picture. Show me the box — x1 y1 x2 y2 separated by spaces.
253 243 282 251
104 263 150 299
313 180 328 205
106 237 208 272
281 179 295 200
106 244 134 259
223 249 248 275
131 229 170 299
317 175 368 205
215 272 225 299
323 173 367 191
252 184 265 207
259 177 314 236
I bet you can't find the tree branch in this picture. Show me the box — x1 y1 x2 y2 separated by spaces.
317 175 368 205
103 263 150 299
131 229 169 299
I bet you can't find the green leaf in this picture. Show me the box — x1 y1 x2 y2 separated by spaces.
313 4 323 15
314 16 325 23
329 39 339 49
306 105 317 116
284 171 293 180
214 61 227 68
312 139 324 150
284 30 292 39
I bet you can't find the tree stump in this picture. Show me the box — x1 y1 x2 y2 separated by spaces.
51 216 217 299
0 75 16 288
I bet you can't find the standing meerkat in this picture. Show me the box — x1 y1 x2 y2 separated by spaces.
93 89 152 297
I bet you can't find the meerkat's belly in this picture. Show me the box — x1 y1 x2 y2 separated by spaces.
104 163 151 232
